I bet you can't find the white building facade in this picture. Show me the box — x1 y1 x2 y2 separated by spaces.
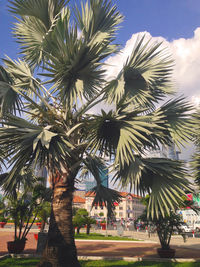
85 192 145 220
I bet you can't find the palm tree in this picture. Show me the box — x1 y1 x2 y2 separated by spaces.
0 0 192 266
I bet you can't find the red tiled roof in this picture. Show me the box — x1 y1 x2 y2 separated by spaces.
73 195 85 203
120 192 142 199
85 191 96 197
85 191 141 199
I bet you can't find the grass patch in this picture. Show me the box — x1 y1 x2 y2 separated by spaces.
75 233 141 241
0 257 40 267
0 258 200 267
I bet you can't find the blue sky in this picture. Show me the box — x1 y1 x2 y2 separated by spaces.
1 0 200 57
0 0 200 160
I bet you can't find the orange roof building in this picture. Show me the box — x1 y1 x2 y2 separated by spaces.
85 191 145 220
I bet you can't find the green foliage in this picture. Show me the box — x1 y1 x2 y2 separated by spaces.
73 208 96 234
3 170 50 241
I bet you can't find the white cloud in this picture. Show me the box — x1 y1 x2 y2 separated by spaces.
105 28 200 105
170 28 200 103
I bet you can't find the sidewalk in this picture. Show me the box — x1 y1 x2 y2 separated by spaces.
1 230 200 259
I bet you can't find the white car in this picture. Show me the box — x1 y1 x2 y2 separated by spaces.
194 221 200 232
180 224 192 233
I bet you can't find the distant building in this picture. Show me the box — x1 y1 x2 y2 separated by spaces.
85 191 145 220
73 195 86 209
147 143 180 160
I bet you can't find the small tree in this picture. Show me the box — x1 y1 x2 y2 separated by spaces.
73 209 88 234
73 208 96 234
84 216 96 235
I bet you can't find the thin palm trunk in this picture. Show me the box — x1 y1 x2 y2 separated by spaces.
38 174 80 267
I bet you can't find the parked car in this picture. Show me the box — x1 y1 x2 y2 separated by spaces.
194 221 200 232
179 224 192 233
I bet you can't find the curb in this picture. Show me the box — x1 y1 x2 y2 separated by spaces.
75 239 158 244
1 254 200 263
78 256 200 262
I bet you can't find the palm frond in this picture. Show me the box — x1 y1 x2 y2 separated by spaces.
0 114 74 188
3 57 41 97
9 0 68 66
113 157 191 218
104 35 174 107
9 0 67 28
0 65 22 115
42 28 105 110
157 97 193 148
82 155 107 186
87 108 170 167
75 0 123 52
90 185 121 218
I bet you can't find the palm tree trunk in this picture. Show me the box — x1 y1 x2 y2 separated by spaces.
38 177 80 267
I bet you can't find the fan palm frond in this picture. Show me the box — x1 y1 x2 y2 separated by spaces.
75 0 123 52
104 35 174 107
9 0 67 27
0 65 22 115
113 157 191 218
87 108 172 167
0 114 75 187
9 0 68 66
157 97 192 148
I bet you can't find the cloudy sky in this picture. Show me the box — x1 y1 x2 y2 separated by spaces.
0 0 200 159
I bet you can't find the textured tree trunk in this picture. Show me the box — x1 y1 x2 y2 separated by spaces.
38 172 80 267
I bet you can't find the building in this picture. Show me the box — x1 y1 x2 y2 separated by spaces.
85 191 145 220
147 143 180 160
73 195 86 209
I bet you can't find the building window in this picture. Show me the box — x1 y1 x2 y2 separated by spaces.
119 207 123 210
119 212 123 217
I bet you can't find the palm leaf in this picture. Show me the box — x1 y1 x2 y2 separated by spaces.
157 98 192 148
104 35 174 107
87 108 170 167
113 157 191 218
0 114 74 187
75 0 123 53
9 0 67 28
0 65 22 115
9 0 68 66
